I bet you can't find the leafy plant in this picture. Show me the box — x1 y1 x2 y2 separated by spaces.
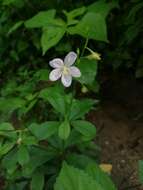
0 0 127 189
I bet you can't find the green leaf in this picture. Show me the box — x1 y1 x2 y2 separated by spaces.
0 97 26 113
88 0 119 18
69 99 95 120
0 122 17 139
72 120 96 140
86 163 117 190
66 6 86 19
66 153 96 169
0 122 14 131
77 58 98 85
39 87 66 116
64 6 86 26
34 69 50 81
17 145 30 166
0 140 15 156
31 171 44 190
2 148 18 174
25 9 56 28
41 23 66 54
68 12 108 42
22 147 56 176
28 122 59 140
58 120 71 140
54 162 103 190
8 21 23 35
139 160 143 184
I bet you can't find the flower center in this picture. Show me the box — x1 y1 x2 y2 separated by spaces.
62 66 70 75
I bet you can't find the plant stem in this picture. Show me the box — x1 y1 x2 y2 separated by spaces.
81 38 89 57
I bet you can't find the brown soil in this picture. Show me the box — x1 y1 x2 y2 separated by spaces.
89 72 143 190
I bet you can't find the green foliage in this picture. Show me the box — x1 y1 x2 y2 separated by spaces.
17 145 30 165
31 171 44 190
54 162 116 190
72 120 96 140
25 10 56 28
41 23 66 54
139 160 143 184
29 122 59 140
86 163 116 190
68 12 108 42
58 119 71 140
0 0 138 189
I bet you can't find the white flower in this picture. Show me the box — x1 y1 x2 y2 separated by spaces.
49 51 81 87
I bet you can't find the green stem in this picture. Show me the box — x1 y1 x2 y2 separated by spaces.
81 38 89 57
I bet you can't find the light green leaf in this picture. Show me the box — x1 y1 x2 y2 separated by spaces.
66 6 86 19
139 160 143 184
41 23 66 54
77 58 98 85
0 122 14 131
0 122 17 139
86 163 117 190
68 12 108 42
54 162 103 190
0 97 26 112
58 120 71 140
28 122 59 140
72 120 96 140
31 171 44 190
0 141 15 156
88 0 119 18
17 145 30 166
8 21 23 35
64 6 86 26
69 99 95 120
25 9 56 28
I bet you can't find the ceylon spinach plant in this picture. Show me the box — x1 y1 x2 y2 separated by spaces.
0 0 119 189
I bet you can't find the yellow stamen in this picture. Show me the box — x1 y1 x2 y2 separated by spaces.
63 66 69 75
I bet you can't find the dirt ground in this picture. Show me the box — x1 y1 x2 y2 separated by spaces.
89 72 143 190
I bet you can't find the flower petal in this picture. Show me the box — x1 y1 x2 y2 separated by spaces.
49 58 64 68
70 66 81 77
49 68 62 81
61 74 72 87
64 51 77 66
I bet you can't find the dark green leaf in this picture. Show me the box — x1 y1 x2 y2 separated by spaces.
31 171 44 190
17 145 30 165
39 87 66 116
28 122 59 140
8 21 23 35
72 120 96 139
77 58 98 85
2 148 18 174
69 99 95 120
